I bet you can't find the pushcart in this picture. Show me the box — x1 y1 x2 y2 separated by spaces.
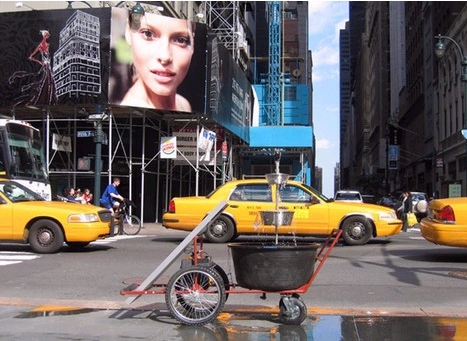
120 201 342 326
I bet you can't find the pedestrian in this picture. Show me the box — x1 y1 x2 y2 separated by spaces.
64 187 84 203
82 188 93 204
100 177 124 214
75 188 84 202
120 11 195 111
400 190 413 232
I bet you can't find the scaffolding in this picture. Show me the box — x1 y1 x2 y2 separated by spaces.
204 1 240 62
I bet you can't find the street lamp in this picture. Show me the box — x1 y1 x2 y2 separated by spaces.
434 34 467 196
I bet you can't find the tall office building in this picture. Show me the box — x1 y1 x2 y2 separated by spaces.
53 10 101 98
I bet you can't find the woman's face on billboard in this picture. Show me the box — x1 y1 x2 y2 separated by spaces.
126 13 194 99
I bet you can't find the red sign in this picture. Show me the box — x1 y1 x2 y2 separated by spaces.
222 141 228 161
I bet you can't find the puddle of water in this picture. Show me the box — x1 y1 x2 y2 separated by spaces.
175 314 467 341
14 305 467 341
15 306 98 318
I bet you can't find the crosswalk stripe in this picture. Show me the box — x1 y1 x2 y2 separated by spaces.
0 255 38 261
0 251 40 267
0 252 39 260
91 235 145 244
0 261 23 266
0 235 146 266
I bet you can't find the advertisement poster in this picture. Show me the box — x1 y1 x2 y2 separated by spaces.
160 136 177 159
0 8 111 107
208 35 252 142
109 7 208 114
0 6 252 143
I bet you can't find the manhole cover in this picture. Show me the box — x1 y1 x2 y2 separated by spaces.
448 271 467 279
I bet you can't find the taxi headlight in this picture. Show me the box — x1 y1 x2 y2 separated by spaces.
379 212 397 220
68 213 99 223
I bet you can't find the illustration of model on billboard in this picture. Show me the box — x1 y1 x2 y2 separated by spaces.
8 30 57 106
120 12 195 111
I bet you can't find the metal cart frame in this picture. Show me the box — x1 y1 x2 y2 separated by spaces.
121 201 342 325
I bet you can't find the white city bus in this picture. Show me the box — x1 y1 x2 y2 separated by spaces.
0 119 51 200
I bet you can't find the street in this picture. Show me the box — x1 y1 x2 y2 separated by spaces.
1 225 467 340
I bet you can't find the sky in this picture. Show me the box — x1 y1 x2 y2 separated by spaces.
308 1 349 197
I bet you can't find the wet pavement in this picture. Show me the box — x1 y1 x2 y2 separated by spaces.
2 224 467 339
2 302 467 340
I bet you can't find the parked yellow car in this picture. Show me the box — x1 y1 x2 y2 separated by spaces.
162 179 402 245
421 197 467 247
0 180 112 253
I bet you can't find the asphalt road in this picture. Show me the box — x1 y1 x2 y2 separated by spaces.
1 224 467 340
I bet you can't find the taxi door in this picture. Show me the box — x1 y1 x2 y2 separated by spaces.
277 184 332 235
0 193 13 239
227 183 276 234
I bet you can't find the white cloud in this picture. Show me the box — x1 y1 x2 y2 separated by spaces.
312 65 340 83
309 1 348 35
335 18 348 36
313 44 340 67
309 2 348 71
324 103 340 114
316 138 334 150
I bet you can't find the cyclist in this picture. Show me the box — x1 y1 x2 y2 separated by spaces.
100 177 124 215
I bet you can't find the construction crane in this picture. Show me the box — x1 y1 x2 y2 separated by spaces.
267 1 282 126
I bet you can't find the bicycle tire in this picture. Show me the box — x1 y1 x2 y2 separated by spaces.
122 215 142 235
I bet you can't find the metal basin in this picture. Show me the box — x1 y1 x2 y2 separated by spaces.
259 210 294 226
228 243 319 291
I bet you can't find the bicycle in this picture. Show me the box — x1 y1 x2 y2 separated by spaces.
114 199 142 235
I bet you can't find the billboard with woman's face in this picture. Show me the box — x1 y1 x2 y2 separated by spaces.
109 7 208 114
0 7 251 141
0 7 208 114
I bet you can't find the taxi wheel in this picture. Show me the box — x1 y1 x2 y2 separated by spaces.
29 219 64 254
205 215 235 243
341 217 372 246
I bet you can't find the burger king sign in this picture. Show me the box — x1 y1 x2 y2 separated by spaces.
161 137 177 159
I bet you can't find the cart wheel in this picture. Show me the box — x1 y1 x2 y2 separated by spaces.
212 263 230 302
279 296 307 325
165 265 226 326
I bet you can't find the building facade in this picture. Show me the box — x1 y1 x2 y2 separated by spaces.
341 1 467 198
2 1 315 222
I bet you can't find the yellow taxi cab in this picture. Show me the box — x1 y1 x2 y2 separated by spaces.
0 179 112 253
162 178 402 245
421 197 467 247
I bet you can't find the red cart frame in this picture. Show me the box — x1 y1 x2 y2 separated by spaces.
121 201 342 326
